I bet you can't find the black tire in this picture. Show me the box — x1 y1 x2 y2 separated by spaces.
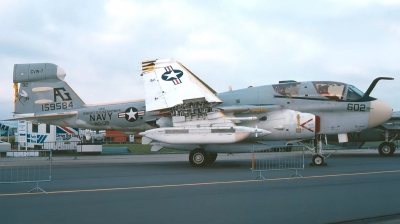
189 148 208 167
207 153 218 164
378 142 395 156
312 155 324 166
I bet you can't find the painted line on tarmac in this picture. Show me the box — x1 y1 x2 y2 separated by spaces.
266 169 400 181
2 169 400 197
0 180 263 197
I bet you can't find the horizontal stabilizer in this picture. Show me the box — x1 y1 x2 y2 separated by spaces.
7 112 78 121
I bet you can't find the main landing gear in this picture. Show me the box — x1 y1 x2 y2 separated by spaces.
189 148 218 167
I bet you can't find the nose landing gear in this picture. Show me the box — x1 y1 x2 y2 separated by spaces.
310 134 328 166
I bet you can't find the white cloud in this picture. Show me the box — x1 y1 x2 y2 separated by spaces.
175 31 242 63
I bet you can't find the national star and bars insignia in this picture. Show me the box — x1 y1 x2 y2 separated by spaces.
161 66 183 85
118 107 145 122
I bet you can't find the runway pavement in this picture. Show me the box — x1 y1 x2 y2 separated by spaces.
1 149 400 224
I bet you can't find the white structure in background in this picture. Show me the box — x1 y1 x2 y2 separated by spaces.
81 129 106 142
17 120 81 150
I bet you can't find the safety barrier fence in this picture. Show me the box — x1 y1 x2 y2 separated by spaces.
0 150 52 194
251 145 305 180
35 141 82 151
39 141 82 159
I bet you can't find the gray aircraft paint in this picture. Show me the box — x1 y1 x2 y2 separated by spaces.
10 61 393 156
138 59 392 156
216 82 371 135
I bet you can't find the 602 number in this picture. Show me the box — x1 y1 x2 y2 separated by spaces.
347 103 366 112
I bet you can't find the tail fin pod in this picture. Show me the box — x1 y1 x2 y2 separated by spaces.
13 63 85 115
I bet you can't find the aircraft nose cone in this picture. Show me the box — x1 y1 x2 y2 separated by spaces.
368 100 393 128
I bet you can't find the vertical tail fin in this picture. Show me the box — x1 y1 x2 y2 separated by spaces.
13 63 85 115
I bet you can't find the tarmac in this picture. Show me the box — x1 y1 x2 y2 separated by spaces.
1 149 400 224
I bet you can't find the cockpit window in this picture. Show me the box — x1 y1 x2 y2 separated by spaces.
346 85 364 101
272 83 300 97
312 82 345 100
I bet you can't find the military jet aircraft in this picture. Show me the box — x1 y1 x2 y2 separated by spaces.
10 63 162 133
327 111 400 156
10 60 393 166
139 59 393 166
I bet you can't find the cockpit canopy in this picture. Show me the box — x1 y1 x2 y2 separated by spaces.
345 84 365 101
272 81 365 101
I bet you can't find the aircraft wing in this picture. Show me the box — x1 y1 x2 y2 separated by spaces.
141 59 222 112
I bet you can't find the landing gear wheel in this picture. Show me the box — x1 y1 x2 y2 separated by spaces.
312 155 324 166
378 142 395 156
207 153 218 164
189 149 208 167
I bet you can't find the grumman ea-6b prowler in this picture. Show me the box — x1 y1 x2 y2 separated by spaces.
139 59 393 166
10 60 393 166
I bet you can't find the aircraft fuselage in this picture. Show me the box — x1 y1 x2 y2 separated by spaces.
33 101 159 133
217 81 391 137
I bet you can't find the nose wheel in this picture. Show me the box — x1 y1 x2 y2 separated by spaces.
311 155 326 166
310 135 328 166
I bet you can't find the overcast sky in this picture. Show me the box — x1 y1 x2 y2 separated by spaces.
1 0 400 121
